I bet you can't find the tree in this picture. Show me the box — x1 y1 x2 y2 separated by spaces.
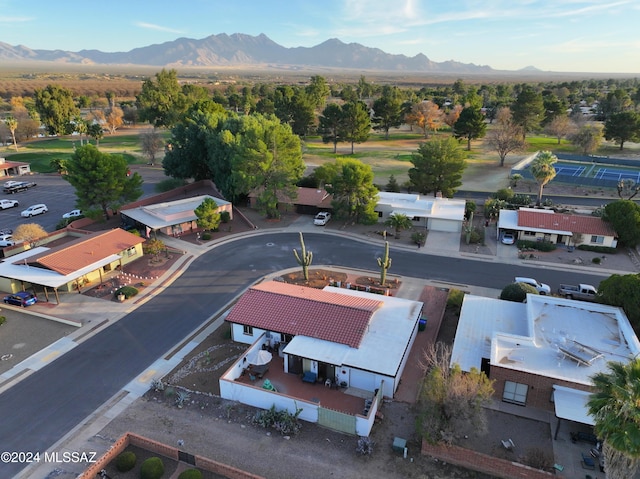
50 158 67 174
34 84 79 135
443 104 463 128
409 137 467 197
511 86 544 140
385 213 413 239
318 103 343 153
487 107 525 166
136 69 183 128
13 223 48 248
588 360 640 479
87 123 104 146
194 197 221 232
569 123 604 155
453 106 487 150
314 158 379 224
305 75 330 109
604 111 640 150
618 179 640 200
544 115 575 145
500 282 538 302
603 200 640 247
417 342 494 445
5 116 18 151
372 86 403 139
407 101 442 138
144 237 165 262
597 273 640 330
105 106 124 134
530 151 557 205
65 144 143 220
339 101 371 154
72 115 87 146
385 174 401 193
232 115 305 219
293 232 313 281
140 128 164 165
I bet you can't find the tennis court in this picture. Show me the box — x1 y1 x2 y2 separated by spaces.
553 164 586 177
593 167 640 182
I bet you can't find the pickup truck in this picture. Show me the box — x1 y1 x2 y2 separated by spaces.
3 181 36 194
557 283 598 301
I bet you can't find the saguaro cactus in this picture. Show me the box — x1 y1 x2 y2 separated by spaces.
293 232 313 281
377 241 392 286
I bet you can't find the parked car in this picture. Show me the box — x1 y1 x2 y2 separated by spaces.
4 181 37 194
0 199 19 209
2 180 21 189
21 204 48 217
3 291 38 307
62 209 83 219
515 276 551 295
501 232 516 245
0 228 12 235
314 212 331 226
0 234 14 247
557 283 598 301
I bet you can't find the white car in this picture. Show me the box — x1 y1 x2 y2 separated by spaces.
21 204 48 217
501 232 515 245
3 180 21 189
515 276 551 295
314 212 331 226
0 199 19 210
0 234 14 247
62 209 83 219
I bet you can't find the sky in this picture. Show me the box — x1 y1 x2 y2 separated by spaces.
0 0 639 74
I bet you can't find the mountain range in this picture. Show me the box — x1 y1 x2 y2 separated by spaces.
0 33 495 73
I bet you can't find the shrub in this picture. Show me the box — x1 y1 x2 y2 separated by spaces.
115 451 136 472
592 257 602 264
220 211 231 223
577 244 617 254
252 404 302 435
114 286 138 299
468 228 484 244
178 469 202 479
201 232 212 240
411 231 426 246
516 239 556 252
155 178 187 192
500 282 538 302
140 456 164 479
356 436 375 455
0 316 6 326
495 188 514 201
446 289 465 313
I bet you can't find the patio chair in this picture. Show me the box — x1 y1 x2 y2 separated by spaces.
581 452 596 470
501 438 515 451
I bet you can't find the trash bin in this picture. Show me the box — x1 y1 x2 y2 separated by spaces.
418 318 427 331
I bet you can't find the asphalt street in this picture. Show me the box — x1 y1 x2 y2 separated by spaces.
0 231 611 477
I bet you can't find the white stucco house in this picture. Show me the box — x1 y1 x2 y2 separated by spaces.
451 293 640 427
498 207 618 248
374 192 466 233
219 280 424 436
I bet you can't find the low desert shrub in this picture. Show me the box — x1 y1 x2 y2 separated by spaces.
446 289 465 313
140 456 164 479
577 244 617 254
220 211 231 223
114 286 138 299
115 450 136 472
356 436 375 455
0 316 6 326
178 469 202 479
516 239 556 252
592 257 601 264
201 232 212 240
252 404 302 435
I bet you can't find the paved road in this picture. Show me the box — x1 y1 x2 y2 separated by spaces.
0 232 610 477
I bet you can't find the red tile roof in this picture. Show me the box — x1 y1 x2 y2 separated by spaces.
22 229 144 275
225 281 383 348
518 210 616 236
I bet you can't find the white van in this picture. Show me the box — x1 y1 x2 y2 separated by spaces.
515 277 551 295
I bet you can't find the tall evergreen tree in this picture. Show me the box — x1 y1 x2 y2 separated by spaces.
409 137 467 197
453 106 487 150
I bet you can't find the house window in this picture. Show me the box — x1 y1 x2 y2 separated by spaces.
376 211 383 218
590 235 604 244
523 231 536 237
412 216 420 222
503 381 528 405
127 246 137 257
243 325 253 336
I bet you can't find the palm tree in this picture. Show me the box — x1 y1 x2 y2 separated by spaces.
385 213 413 238
529 150 557 205
588 360 640 479
5 116 18 152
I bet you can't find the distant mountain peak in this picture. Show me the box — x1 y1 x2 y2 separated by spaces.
0 32 495 73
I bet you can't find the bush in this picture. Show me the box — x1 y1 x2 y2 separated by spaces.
0 316 5 326
201 232 212 240
446 289 465 312
155 178 187 192
140 456 164 479
495 188 514 201
178 469 202 479
468 228 484 244
220 211 231 223
577 244 617 254
115 451 136 472
500 282 538 302
516 239 556 252
592 257 602 264
114 286 139 299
